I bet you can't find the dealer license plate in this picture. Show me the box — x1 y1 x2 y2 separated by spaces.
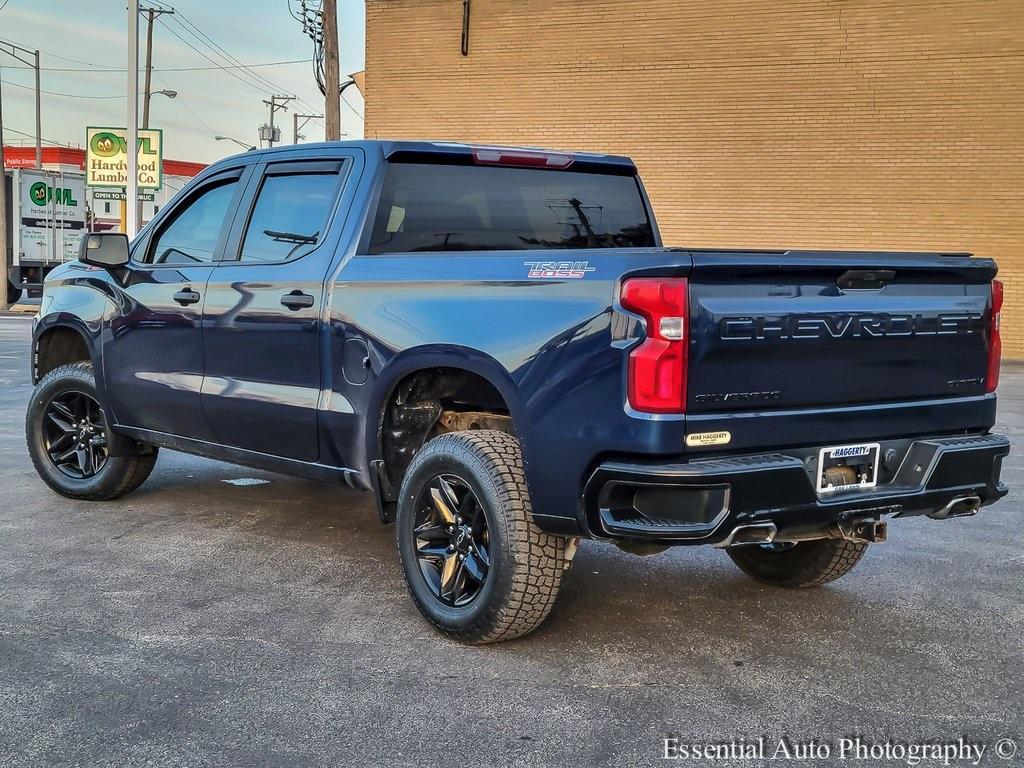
815 443 880 494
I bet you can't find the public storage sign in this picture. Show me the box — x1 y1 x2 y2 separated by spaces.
85 127 163 189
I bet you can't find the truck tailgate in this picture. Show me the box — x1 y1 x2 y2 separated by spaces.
687 250 997 413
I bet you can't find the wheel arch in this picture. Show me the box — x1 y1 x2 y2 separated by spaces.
367 346 527 501
33 318 97 384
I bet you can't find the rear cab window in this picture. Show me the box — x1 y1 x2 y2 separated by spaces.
368 162 655 254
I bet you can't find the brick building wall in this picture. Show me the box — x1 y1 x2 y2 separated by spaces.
365 0 1024 355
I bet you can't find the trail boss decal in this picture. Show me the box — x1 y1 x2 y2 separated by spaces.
524 261 596 279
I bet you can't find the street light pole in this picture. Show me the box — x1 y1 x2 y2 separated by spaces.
0 38 43 170
143 9 155 132
138 6 173 228
0 72 8 310
126 0 140 238
140 6 174 131
33 49 40 169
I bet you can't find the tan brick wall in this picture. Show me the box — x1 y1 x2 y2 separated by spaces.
366 0 1024 356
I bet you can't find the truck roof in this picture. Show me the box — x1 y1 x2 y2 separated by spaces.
213 139 638 175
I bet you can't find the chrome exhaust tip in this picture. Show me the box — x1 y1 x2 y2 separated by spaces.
714 522 778 548
929 494 982 520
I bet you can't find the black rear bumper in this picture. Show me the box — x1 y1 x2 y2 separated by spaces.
583 434 1009 545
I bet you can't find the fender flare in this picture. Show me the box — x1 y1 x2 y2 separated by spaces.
32 315 100 384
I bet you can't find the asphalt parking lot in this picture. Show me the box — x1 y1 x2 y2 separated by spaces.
0 313 1021 767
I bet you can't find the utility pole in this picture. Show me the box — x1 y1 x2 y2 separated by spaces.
138 5 173 226
262 95 294 148
293 113 322 144
0 72 8 310
140 6 174 131
322 0 341 140
0 38 42 169
126 0 140 238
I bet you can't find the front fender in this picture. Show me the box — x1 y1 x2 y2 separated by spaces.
34 265 118 400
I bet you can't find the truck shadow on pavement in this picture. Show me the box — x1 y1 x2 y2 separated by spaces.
101 452 892 654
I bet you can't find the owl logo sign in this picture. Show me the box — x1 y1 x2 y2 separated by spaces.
28 181 78 207
85 127 163 189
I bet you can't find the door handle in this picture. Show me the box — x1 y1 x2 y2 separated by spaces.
281 291 315 310
173 288 201 306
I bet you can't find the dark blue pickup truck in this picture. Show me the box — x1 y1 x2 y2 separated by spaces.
26 140 1008 643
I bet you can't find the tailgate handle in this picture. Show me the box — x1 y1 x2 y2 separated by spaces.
837 269 895 290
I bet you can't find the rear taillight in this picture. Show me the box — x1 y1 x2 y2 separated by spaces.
620 278 688 413
986 279 1003 393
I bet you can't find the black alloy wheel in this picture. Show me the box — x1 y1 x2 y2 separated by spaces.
396 430 568 643
412 473 491 607
27 362 159 500
42 390 109 479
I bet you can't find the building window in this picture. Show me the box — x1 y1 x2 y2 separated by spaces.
103 202 111 214
153 204 159 214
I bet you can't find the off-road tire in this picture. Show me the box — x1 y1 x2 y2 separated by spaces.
396 429 568 644
26 362 158 501
727 538 868 588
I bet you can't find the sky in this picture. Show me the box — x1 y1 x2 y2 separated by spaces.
0 0 366 163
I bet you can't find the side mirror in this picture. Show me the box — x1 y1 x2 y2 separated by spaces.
79 232 130 268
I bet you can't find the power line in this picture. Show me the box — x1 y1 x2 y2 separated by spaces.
161 11 323 119
165 14 282 96
155 3 322 116
3 126 76 146
341 90 362 119
1 58 308 73
0 78 123 99
168 9 282 92
27 50 114 68
155 15 275 97
152 3 305 103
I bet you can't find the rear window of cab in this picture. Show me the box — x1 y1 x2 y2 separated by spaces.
368 162 655 254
